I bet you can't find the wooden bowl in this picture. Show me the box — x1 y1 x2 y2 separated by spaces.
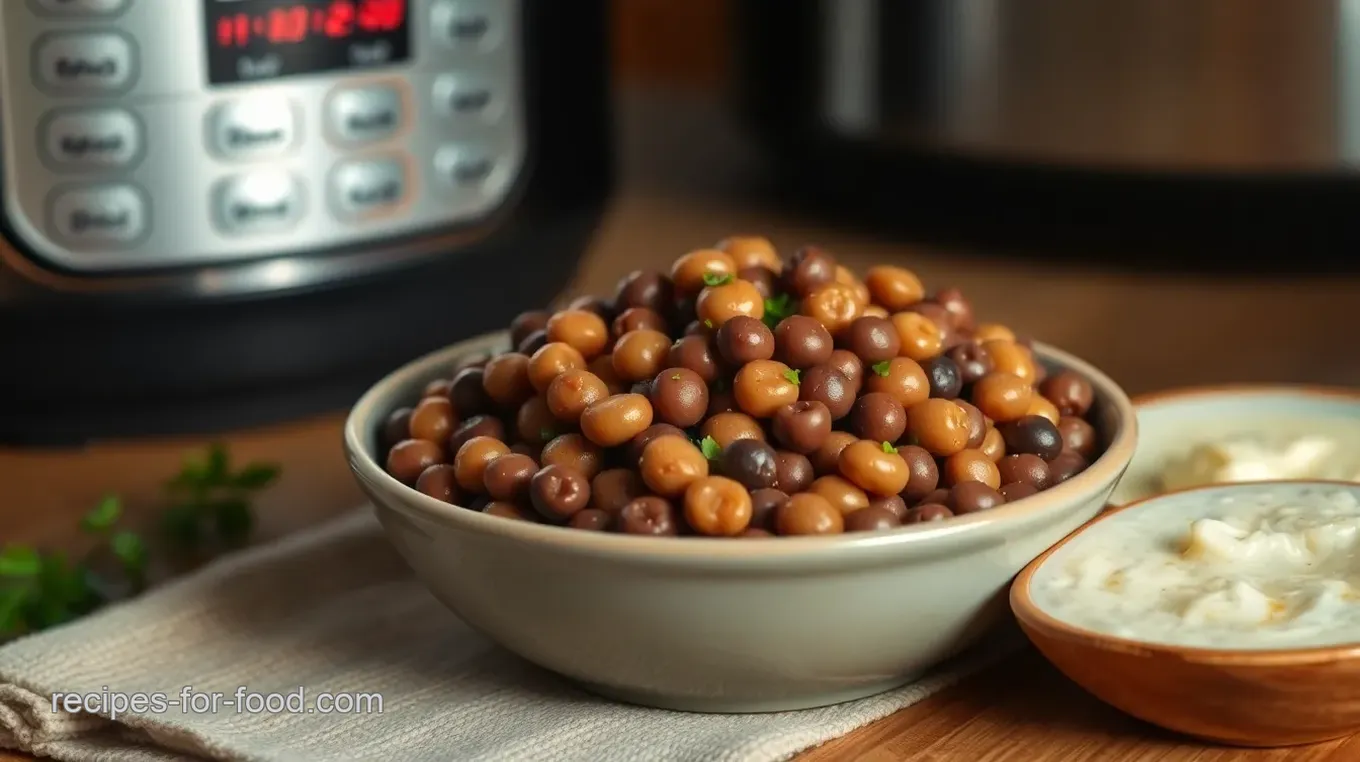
1111 384 1360 506
1011 481 1360 747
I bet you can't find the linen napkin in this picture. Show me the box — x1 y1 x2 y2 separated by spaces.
0 510 1016 762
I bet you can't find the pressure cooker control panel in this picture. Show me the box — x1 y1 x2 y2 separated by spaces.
0 0 525 273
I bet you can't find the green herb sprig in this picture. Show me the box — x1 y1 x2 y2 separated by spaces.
698 436 723 461
161 443 279 551
761 293 798 330
702 272 734 287
0 444 279 640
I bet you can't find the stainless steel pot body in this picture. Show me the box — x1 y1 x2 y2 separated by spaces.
820 0 1359 172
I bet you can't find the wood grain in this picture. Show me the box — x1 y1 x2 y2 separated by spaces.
799 649 1360 761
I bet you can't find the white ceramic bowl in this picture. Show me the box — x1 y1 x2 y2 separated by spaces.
1110 385 1360 506
344 332 1137 712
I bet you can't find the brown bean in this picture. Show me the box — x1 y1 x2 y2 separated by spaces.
415 463 460 504
865 266 925 311
838 440 911 496
611 329 673 383
546 369 610 423
540 433 604 480
971 372 1034 423
907 399 972 457
528 342 586 394
481 353 535 408
775 493 845 535
801 283 863 335
984 339 1037 384
807 475 870 515
545 309 610 359
864 357 930 408
670 248 738 295
639 435 710 497
453 436 510 493
943 449 1002 489
890 312 944 362
696 279 765 328
811 430 858 475
700 411 766 450
980 426 1006 462
580 394 655 448
733 359 801 418
409 396 456 443
684 476 754 536
387 439 445 485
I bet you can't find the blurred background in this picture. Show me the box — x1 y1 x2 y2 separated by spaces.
2 0 1358 553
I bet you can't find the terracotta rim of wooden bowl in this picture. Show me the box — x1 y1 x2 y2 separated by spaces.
1011 479 1360 666
1132 384 1360 409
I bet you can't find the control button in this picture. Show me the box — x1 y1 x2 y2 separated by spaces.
208 98 299 161
48 185 147 247
330 158 408 219
433 144 497 192
326 85 403 145
34 32 137 95
430 0 503 52
432 74 500 123
29 0 129 15
212 172 304 235
42 109 142 170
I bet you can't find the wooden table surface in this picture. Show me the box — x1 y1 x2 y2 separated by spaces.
4 94 1360 761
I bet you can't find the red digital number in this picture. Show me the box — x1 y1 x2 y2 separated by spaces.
267 6 310 43
215 15 238 47
358 0 406 32
214 0 405 48
324 1 355 38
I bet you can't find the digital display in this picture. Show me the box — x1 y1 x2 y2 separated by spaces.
204 0 410 85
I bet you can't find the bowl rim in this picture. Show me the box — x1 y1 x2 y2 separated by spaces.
343 333 1138 561
1011 479 1360 665
1132 384 1360 409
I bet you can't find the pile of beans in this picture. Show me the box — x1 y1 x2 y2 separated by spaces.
380 238 1103 537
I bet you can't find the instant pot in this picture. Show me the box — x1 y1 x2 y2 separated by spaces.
733 0 1360 263
0 0 612 444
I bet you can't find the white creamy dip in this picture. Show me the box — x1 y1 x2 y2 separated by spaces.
1159 435 1360 492
1031 484 1360 649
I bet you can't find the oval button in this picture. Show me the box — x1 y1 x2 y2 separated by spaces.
42 109 142 171
208 98 299 162
48 184 148 248
34 32 137 95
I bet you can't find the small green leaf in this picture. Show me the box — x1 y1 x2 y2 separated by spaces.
881 441 898 454
871 360 893 377
783 369 800 385
0 586 29 634
761 293 798 329
699 436 722 461
204 443 230 483
703 319 713 329
231 463 279 490
213 500 253 546
0 546 40 578
701 272 734 287
80 495 122 534
110 532 146 573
